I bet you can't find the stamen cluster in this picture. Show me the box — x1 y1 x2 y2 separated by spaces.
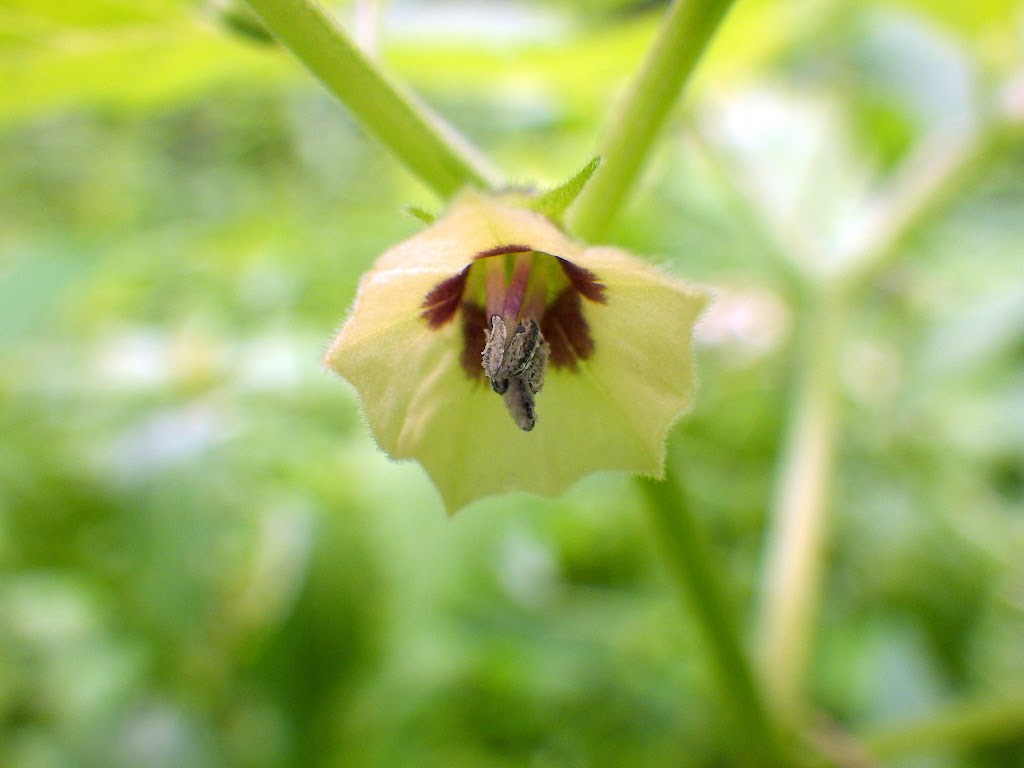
422 246 606 431
482 316 549 431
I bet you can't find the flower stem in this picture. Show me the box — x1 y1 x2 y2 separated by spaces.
243 0 499 198
568 0 737 240
835 126 981 291
755 290 844 723
638 473 788 766
864 694 1024 760
752 123 998 723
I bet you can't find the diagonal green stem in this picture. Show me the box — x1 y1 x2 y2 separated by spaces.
243 0 499 198
639 473 789 766
753 123 999 724
568 0 737 240
835 126 982 291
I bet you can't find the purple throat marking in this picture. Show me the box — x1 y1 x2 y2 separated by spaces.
419 247 606 378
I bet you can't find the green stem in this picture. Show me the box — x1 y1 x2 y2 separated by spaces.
756 290 844 723
639 473 788 766
835 126 982 292
751 123 999 720
688 130 806 295
751 120 1009 725
864 694 1024 760
569 0 736 240
243 0 499 198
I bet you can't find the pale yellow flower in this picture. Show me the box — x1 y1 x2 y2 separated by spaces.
325 191 709 512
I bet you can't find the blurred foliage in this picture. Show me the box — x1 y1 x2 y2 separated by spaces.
1 0 1024 767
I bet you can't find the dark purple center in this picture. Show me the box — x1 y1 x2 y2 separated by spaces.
420 247 606 378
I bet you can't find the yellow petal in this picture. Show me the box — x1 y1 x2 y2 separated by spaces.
325 193 578 456
408 248 708 511
368 190 582 276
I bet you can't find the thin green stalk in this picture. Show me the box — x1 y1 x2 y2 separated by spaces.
688 130 807 296
569 0 737 240
835 126 982 292
753 123 997 723
244 0 499 198
639 473 788 766
756 291 844 723
864 694 1024 760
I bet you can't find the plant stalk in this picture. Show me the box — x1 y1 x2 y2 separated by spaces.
836 126 981 291
569 0 736 240
244 0 499 198
756 291 844 723
639 473 788 766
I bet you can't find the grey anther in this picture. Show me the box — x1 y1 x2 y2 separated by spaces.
504 319 540 377
524 337 547 395
502 377 537 431
482 314 508 394
481 314 550 431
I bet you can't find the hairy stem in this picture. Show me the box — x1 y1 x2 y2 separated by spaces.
639 473 788 766
244 0 499 198
756 291 844 722
569 0 736 240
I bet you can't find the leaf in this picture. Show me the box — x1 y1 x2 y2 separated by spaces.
0 0 292 124
403 205 436 224
527 156 601 222
216 3 277 47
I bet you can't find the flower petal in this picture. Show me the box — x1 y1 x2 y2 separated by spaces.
410 247 710 511
324 192 580 457
369 190 582 277
568 246 711 457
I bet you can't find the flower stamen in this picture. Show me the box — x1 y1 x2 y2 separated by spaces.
485 255 507 319
502 252 533 320
482 314 549 431
422 243 607 428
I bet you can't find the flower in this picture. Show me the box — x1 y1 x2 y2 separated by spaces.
324 191 709 512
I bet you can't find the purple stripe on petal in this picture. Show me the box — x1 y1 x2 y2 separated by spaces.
421 267 470 328
474 244 532 260
541 288 595 370
557 257 606 304
460 302 488 379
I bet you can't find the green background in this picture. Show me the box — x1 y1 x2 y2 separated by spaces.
1 0 1023 765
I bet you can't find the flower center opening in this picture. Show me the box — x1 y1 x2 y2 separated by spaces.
421 246 607 432
480 253 549 431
